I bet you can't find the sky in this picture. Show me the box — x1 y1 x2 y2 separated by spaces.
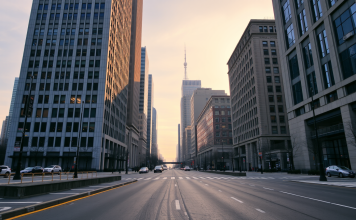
0 0 275 162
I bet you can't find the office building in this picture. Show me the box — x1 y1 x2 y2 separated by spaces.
227 20 291 171
196 96 233 170
151 107 158 158
190 88 226 165
6 78 20 143
1 117 9 146
178 124 180 162
272 0 356 170
146 74 154 164
5 0 133 171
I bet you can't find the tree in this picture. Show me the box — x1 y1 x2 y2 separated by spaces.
286 136 303 170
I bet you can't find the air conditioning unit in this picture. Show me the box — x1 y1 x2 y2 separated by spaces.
343 31 354 41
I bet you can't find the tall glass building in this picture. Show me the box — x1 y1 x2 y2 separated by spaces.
5 0 133 171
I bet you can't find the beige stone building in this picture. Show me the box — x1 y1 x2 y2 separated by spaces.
227 20 291 171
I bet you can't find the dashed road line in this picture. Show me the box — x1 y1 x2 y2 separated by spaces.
231 197 243 203
256 209 265 213
263 187 274 191
175 200 181 210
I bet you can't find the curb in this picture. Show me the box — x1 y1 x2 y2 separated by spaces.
199 171 247 177
0 180 137 220
289 180 356 188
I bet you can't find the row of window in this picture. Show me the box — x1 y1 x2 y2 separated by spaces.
267 76 281 83
270 105 284 113
29 59 101 68
34 28 103 36
262 41 276 47
21 136 94 148
38 3 105 11
271 115 286 123
259 26 277 33
31 48 101 58
272 126 287 134
27 71 99 80
24 81 99 92
263 49 277 56
32 38 102 47
37 12 104 21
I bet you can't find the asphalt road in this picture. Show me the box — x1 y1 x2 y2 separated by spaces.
7 170 356 220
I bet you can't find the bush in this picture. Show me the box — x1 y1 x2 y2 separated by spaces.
287 169 301 174
308 170 320 175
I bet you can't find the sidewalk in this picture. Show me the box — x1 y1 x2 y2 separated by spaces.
292 179 356 188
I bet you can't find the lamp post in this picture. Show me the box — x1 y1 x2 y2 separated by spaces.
221 139 225 172
13 76 34 180
309 76 327 181
74 101 84 178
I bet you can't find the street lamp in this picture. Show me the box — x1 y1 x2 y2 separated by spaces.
74 101 84 178
13 76 34 180
309 76 327 181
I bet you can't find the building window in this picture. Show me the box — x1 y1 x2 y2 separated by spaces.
272 126 278 134
322 61 335 88
326 91 338 103
271 115 277 123
275 76 280 83
303 43 313 69
263 49 269 55
272 58 278 64
346 81 356 95
282 0 292 23
273 67 279 74
281 126 287 134
267 76 272 83
264 26 268 32
277 95 283 102
270 105 275 113
296 0 304 8
265 58 270 64
266 67 271 74
259 26 263 32
276 86 282 93
271 49 277 55
269 26 274 33
295 106 305 116
329 0 338 7
279 116 285 123
278 105 284 113
318 30 330 57
311 99 320 109
268 86 273 92
298 9 308 35
262 41 268 47
340 43 356 79
269 95 274 102
292 82 303 105
307 72 318 96
270 41 276 47
286 24 295 48
334 4 356 45
311 0 323 22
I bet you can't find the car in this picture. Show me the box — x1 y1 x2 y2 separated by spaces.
44 165 62 174
180 167 184 170
154 165 163 173
0 165 11 178
163 165 167 170
184 166 190 171
20 166 44 174
139 167 149 174
326 165 355 178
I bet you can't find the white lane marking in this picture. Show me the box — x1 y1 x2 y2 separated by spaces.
186 177 190 179
280 191 356 210
71 189 89 190
50 193 79 195
231 197 243 203
89 186 103 187
199 177 205 179
171 177 175 179
193 177 199 179
184 212 187 216
154 178 160 180
175 184 177 187
218 190 222 192
137 178 143 180
179 177 183 179
205 184 209 186
263 187 274 191
249 185 255 186
256 209 265 213
0 207 11 212
145 178 151 180
0 202 42 204
163 177 167 179
175 200 181 210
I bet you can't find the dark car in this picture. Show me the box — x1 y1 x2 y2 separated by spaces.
154 165 163 173
20 166 44 174
139 167 149 174
326 165 355 178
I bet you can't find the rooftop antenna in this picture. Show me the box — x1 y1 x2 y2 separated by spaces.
184 45 188 80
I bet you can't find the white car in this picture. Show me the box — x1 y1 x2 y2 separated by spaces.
0 165 11 178
44 165 62 173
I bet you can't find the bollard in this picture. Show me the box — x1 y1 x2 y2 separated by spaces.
8 173 11 184
87 172 88 179
92 172 93 178
42 173 44 182
32 173 34 183
60 171 62 181
67 172 69 180
52 172 53 181
21 173 23 184
96 171 97 177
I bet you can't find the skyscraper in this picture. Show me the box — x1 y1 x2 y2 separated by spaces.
6 78 19 142
178 124 180 162
126 0 143 169
5 0 133 171
146 74 154 164
180 50 201 164
151 107 158 158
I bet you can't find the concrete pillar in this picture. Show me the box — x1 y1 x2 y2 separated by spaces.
340 105 356 170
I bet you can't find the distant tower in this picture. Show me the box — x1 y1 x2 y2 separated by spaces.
184 46 188 80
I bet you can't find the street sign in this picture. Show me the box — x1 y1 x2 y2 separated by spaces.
258 152 262 156
14 147 20 152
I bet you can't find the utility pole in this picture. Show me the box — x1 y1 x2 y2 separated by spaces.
13 76 34 180
310 76 327 181
74 101 84 178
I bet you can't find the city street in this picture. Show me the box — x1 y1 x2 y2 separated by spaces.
5 170 356 220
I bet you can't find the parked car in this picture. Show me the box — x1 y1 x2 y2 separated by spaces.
0 165 11 178
139 167 149 174
163 165 168 170
326 165 355 178
180 167 184 170
20 166 44 174
184 166 191 171
44 165 62 174
154 165 163 173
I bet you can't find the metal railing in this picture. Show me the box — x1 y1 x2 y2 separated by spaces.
311 123 344 138
0 171 97 185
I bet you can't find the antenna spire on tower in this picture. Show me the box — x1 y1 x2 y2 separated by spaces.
184 45 188 80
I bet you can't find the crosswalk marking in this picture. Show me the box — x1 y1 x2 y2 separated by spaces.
163 177 167 179
179 177 183 179
171 177 175 179
186 177 190 179
132 176 284 181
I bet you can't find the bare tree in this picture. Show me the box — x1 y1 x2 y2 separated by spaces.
30 146 44 166
286 136 304 170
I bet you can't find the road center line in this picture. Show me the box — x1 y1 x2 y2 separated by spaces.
50 193 79 195
256 209 265 213
280 191 356 210
175 200 181 210
0 202 42 204
175 184 177 187
218 190 222 192
263 187 274 190
231 197 243 203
